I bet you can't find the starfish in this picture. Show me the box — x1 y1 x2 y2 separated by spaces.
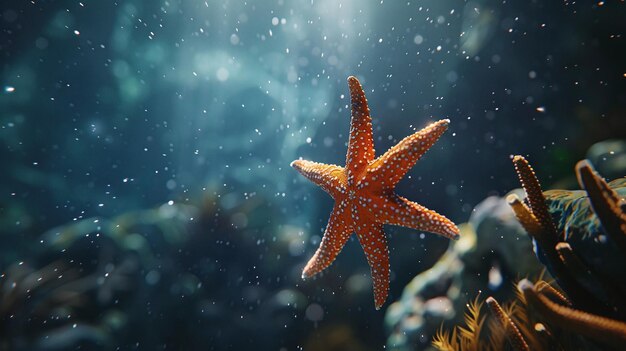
291 76 460 309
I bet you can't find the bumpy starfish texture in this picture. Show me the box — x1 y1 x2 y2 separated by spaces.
291 76 459 309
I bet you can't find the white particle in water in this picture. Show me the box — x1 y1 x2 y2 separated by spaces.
216 67 229 82
230 33 240 45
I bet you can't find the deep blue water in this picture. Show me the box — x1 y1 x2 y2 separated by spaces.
1 1 625 350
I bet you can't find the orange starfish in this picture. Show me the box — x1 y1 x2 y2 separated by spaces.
291 76 460 309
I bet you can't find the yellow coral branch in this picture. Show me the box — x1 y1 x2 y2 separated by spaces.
485 296 530 351
535 280 570 307
511 156 558 240
507 194 543 237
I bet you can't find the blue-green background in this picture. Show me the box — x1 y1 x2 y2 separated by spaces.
1 1 625 350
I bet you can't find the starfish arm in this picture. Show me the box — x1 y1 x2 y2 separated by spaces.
345 76 375 185
290 160 346 198
293 76 460 311
364 119 450 191
354 213 389 310
302 200 353 279
373 194 460 240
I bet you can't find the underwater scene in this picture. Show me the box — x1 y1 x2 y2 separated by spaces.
1 1 626 350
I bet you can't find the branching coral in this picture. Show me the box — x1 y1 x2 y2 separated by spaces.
432 295 485 351
432 283 564 351
433 156 626 351
507 157 609 316
386 194 544 350
506 156 626 348
518 279 626 346
485 296 529 351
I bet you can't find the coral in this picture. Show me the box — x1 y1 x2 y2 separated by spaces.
518 279 626 346
509 156 626 311
434 156 626 351
432 278 594 351
575 160 626 253
484 296 529 351
507 156 626 348
431 296 485 351
507 157 610 316
385 194 543 350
